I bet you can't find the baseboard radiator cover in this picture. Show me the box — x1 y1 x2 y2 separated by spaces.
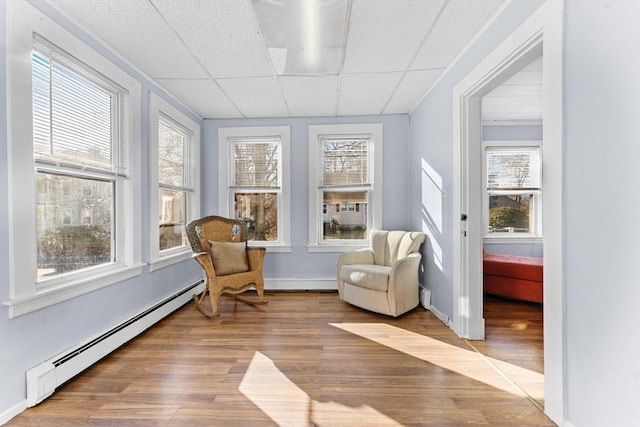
26 279 205 407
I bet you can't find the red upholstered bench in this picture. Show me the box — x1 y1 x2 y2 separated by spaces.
483 253 543 303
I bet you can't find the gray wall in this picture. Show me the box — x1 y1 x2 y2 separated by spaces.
202 115 410 279
564 1 640 425
409 0 640 425
408 0 544 319
0 0 203 415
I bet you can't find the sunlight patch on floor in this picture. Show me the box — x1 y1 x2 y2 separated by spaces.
239 351 402 426
330 323 544 400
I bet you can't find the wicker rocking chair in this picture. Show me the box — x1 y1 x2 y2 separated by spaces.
186 216 268 317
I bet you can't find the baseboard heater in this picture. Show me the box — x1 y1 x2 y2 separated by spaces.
26 279 205 407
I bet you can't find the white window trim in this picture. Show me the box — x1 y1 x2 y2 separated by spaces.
3 0 142 318
218 126 291 252
482 139 542 243
308 123 383 253
149 92 200 271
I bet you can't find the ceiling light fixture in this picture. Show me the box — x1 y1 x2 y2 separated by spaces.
251 0 349 76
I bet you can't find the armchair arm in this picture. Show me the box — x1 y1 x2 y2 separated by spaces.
192 251 218 279
387 253 423 316
336 248 374 297
247 247 266 272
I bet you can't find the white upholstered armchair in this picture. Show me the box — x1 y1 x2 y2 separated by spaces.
337 230 426 317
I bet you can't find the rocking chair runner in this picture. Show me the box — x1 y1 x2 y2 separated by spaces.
186 216 268 317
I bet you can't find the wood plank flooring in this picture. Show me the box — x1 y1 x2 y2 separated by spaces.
7 292 552 426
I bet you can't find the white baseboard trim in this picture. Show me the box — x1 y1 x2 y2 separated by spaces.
428 303 453 328
264 277 337 291
0 400 27 425
563 421 577 427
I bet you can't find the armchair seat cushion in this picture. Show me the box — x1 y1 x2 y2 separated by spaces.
340 264 391 292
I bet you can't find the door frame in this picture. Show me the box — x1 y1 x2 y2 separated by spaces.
452 1 564 424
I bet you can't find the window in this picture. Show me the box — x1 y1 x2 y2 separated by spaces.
6 1 141 317
149 93 200 270
483 141 542 238
218 127 290 251
308 124 383 251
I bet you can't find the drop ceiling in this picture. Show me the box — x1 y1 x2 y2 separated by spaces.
49 0 506 119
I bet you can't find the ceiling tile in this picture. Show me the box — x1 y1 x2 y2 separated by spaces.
217 77 290 118
343 0 445 73
151 0 274 79
411 0 505 70
50 0 209 79
383 69 443 114
279 76 339 117
338 73 402 116
156 79 242 119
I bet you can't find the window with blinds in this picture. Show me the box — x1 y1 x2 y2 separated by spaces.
32 36 128 175
158 116 192 251
32 36 128 280
229 137 281 241
319 135 372 241
484 144 542 235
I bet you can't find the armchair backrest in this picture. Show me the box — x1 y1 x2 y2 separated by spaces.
370 230 426 266
186 215 247 254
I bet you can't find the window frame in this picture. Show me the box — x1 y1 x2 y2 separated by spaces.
482 140 543 243
149 93 200 271
308 123 383 252
218 126 291 252
4 0 142 317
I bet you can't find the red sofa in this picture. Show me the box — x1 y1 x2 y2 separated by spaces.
483 253 543 303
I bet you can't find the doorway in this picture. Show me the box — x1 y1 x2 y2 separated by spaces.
451 1 564 424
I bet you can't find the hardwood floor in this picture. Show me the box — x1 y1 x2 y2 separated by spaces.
8 292 552 426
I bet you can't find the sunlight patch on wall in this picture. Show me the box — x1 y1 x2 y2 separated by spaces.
330 323 543 400
239 351 402 426
421 159 443 234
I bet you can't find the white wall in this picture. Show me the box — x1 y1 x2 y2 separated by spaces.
563 1 640 425
0 0 203 419
202 115 410 280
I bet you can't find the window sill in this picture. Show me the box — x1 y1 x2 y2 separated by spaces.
4 263 144 318
307 244 368 253
483 235 543 244
149 250 193 272
249 243 292 253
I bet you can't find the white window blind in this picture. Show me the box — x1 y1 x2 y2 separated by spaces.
486 147 540 191
32 35 128 175
321 136 371 187
231 137 280 189
159 115 189 189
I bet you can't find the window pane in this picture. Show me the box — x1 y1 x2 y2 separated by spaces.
37 173 113 279
488 194 533 233
322 138 369 186
233 142 279 188
486 148 540 190
234 192 278 241
159 117 186 187
159 189 186 251
322 191 367 240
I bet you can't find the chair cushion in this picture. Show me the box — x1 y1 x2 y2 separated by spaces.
340 264 391 291
209 241 249 276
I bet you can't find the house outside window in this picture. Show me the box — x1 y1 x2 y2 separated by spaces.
218 126 291 252
6 0 142 317
308 124 383 252
483 141 542 238
149 93 200 270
